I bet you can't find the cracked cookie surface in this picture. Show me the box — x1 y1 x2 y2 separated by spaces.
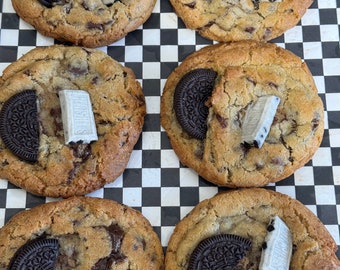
161 41 324 187
0 196 164 269
11 0 156 47
165 188 340 270
0 45 146 197
170 0 312 42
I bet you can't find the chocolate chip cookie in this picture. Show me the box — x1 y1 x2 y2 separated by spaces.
11 0 156 47
0 45 146 197
170 0 312 42
0 196 164 269
165 188 340 270
161 41 324 187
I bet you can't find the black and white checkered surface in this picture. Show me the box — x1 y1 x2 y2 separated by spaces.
0 0 339 257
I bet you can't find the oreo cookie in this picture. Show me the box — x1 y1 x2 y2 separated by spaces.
38 0 60 8
188 234 252 270
8 238 59 269
173 68 217 140
0 90 39 163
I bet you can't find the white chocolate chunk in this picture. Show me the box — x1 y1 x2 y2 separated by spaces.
259 216 293 270
241 95 280 148
59 90 98 144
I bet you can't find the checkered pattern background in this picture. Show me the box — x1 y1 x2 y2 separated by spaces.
0 0 339 257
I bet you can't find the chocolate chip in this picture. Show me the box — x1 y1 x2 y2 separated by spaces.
0 90 39 163
245 27 256 34
38 0 60 8
173 68 217 139
188 234 252 270
185 2 196 8
87 22 104 31
216 114 228 129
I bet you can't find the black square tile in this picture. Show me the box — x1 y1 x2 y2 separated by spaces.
107 46 125 62
25 193 46 208
276 175 295 186
125 30 143 45
143 13 160 29
143 114 161 132
161 62 178 79
160 0 174 12
325 76 340 93
142 79 160 96
178 45 196 62
143 45 160 62
5 209 23 223
161 207 180 226
331 147 340 165
124 62 142 79
302 26 321 42
142 150 161 168
180 187 199 206
0 190 6 208
319 9 338 24
304 59 323 76
0 46 17 62
313 167 334 185
295 186 316 205
161 132 172 150
103 188 123 204
18 30 37 46
322 42 340 58
142 187 161 206
285 43 303 58
317 205 338 224
161 168 180 187
161 29 178 45
1 13 20 29
328 111 340 129
320 129 330 147
123 169 142 187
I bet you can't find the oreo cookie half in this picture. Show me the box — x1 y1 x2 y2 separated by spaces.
0 90 39 163
8 238 59 270
188 234 252 270
38 0 60 8
173 68 217 140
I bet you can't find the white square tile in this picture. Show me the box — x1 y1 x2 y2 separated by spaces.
318 0 337 8
275 186 296 199
0 29 18 46
179 168 199 187
125 46 143 62
36 33 55 46
320 25 340 41
143 29 160 45
323 59 340 76
6 189 27 208
326 93 340 111
313 76 325 94
301 9 320 25
284 26 303 43
306 205 317 216
294 166 314 185
315 185 336 204
19 20 35 30
17 46 36 59
86 188 104 198
312 147 333 166
126 150 142 168
143 62 161 79
145 96 160 114
161 226 175 247
332 166 340 185
142 206 161 226
178 29 196 45
180 206 194 219
0 209 5 227
0 179 8 189
303 42 323 59
199 187 219 201
161 149 180 168
142 168 161 187
325 225 340 245
160 13 178 29
142 131 161 150
329 129 340 147
161 187 180 206
161 45 178 62
3 1 15 12
123 188 142 207
105 175 123 188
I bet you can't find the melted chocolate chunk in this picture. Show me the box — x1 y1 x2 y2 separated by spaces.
92 224 127 270
38 0 63 8
9 238 59 270
0 90 39 162
173 68 217 140
188 234 252 270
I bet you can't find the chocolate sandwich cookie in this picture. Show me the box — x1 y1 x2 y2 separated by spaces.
11 0 156 47
170 0 312 42
161 41 324 187
0 45 145 197
0 196 164 269
165 188 340 270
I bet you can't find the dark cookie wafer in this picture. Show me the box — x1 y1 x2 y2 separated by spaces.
161 41 324 187
11 0 157 47
0 196 164 269
165 188 340 270
173 69 217 140
9 238 59 270
0 90 39 163
188 234 252 270
0 45 145 198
